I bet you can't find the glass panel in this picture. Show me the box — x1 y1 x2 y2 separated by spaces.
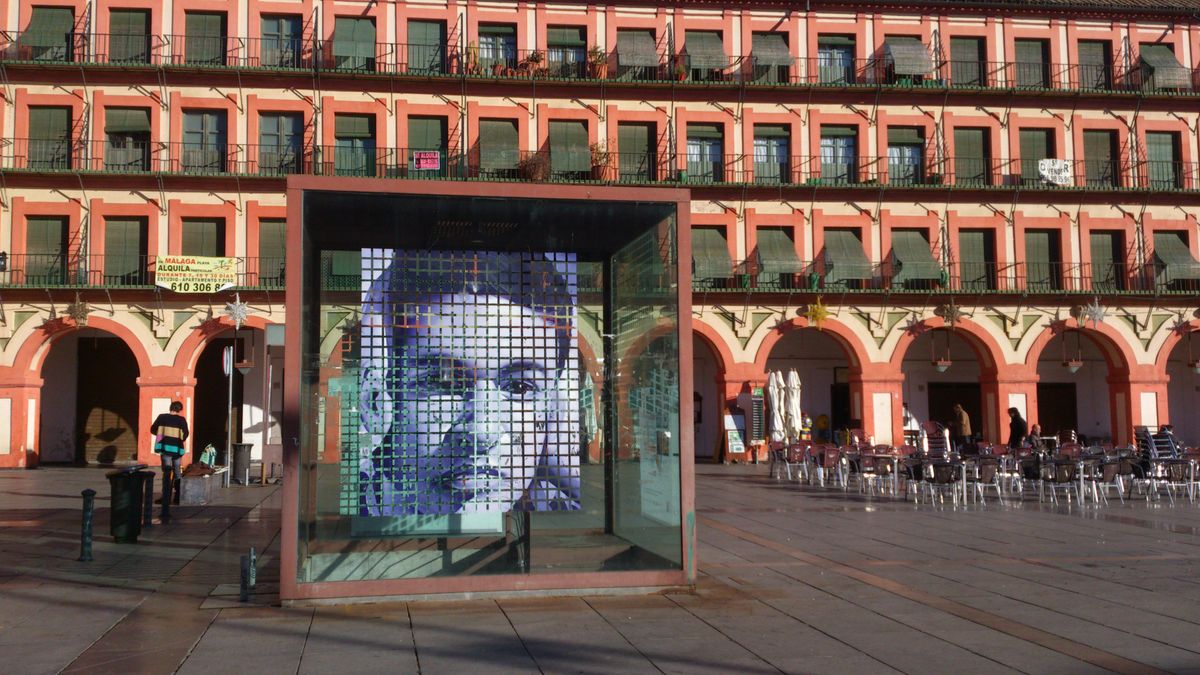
753 135 788 183
887 143 923 184
185 12 226 65
182 111 227 172
259 113 303 175
478 26 517 74
262 15 302 68
335 137 377 176
686 138 722 183
820 133 856 183
817 44 855 84
106 132 150 171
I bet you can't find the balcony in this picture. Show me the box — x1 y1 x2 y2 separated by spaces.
0 254 286 290
3 31 1199 99
691 259 1190 296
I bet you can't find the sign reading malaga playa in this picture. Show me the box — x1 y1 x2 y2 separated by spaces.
154 255 238 294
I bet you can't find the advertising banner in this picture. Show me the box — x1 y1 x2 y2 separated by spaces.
411 151 441 171
155 255 238 293
1038 159 1073 186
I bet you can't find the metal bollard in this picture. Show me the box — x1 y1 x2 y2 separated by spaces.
79 489 95 562
239 555 250 602
141 473 154 528
248 546 257 589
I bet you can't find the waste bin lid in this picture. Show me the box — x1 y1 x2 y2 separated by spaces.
106 464 149 478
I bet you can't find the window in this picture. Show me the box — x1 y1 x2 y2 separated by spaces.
616 29 658 80
886 127 924 184
1013 39 1050 88
261 15 302 68
949 37 986 87
478 119 519 178
1077 41 1112 89
958 229 996 290
751 32 790 84
333 115 376 176
408 116 448 177
1082 130 1118 188
819 126 857 183
953 127 990 186
1018 128 1054 186
1146 131 1182 189
333 17 376 71
22 7 74 62
182 110 227 173
478 24 517 74
105 107 151 171
1089 231 1125 291
24 216 69 284
686 124 723 183
817 35 855 84
28 106 72 170
883 36 932 85
259 113 304 175
109 9 150 64
185 12 226 65
617 122 655 182
549 120 589 181
408 20 447 74
103 217 148 285
258 218 286 286
753 125 789 183
684 31 726 81
546 26 586 78
1024 229 1061 291
181 218 225 256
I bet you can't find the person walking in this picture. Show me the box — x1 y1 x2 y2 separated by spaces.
151 401 189 522
951 403 972 453
1007 407 1028 450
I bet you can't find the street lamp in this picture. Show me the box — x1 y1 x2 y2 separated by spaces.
931 329 952 372
1062 330 1083 374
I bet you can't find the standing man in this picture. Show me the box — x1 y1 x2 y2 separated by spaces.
951 403 972 453
151 401 189 522
1007 407 1028 450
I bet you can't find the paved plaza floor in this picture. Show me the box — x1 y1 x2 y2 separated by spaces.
1 464 1199 674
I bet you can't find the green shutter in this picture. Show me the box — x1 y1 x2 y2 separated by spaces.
409 20 444 46
821 125 856 138
885 36 931 76
692 227 732 282
1014 39 1048 87
334 17 376 64
105 108 151 134
687 124 722 140
950 37 985 86
891 230 942 283
181 218 224 257
685 31 726 70
823 229 872 284
1153 231 1200 283
549 120 588 174
754 125 789 138
619 123 651 157
1146 131 1181 188
479 119 518 170
950 37 984 63
954 127 987 184
109 9 150 62
616 30 658 67
24 7 74 56
1024 230 1055 289
547 26 585 47
958 229 993 290
1089 231 1120 290
756 227 802 285
1014 39 1045 64
258 218 286 283
1141 43 1191 89
752 32 790 66
334 115 373 138
185 12 225 64
887 127 923 145
407 20 446 73
26 216 67 255
1083 130 1116 186
818 35 855 47
30 106 70 141
1019 128 1052 182
104 217 147 282
408 116 446 151
110 9 147 35
1077 41 1110 88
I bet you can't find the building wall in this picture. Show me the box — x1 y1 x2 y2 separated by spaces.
1 0 1199 467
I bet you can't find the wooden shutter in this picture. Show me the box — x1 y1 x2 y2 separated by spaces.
479 119 518 170
409 20 445 46
30 106 70 141
110 9 148 35
104 217 147 282
1014 39 1048 87
685 31 726 70
1082 130 1116 186
549 120 588 174
181 218 224 256
105 108 150 134
687 124 722 140
950 37 985 86
185 12 225 64
1024 230 1055 289
334 115 373 138
953 127 987 184
258 218 286 282
547 26 586 47
958 229 994 289
752 32 790 65
1019 128 1052 182
1077 41 1110 88
1089 231 1120 290
408 116 447 151
408 20 446 72
24 7 74 56
26 217 68 256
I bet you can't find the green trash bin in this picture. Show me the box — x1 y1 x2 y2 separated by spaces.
107 466 148 543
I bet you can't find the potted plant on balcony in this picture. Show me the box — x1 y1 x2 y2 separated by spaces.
522 50 546 77
588 45 608 79
589 141 612 181
673 60 688 81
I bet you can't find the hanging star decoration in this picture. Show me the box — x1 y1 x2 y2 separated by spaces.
1079 297 1107 328
224 292 250 329
803 296 831 329
933 301 964 327
65 295 90 326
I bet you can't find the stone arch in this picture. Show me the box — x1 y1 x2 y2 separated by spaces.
887 317 1004 374
15 316 153 377
1022 318 1134 375
692 319 732 376
753 317 869 372
1153 320 1200 377
173 316 277 372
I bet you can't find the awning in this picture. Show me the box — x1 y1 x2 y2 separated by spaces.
617 30 658 68
887 127 924 145
685 31 726 70
823 229 873 283
756 228 803 283
1140 44 1191 90
890 230 943 283
687 124 723 140
105 108 151 134
752 32 791 67
547 27 585 48
1153 232 1200 283
693 227 733 282
884 37 932 76
21 7 74 49
334 115 374 138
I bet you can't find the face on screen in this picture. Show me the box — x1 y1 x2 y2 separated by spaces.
394 293 560 514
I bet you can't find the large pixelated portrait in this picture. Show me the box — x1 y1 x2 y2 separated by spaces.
353 249 582 516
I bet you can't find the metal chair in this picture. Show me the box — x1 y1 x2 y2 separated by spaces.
968 456 1005 504
813 445 845 488
1044 459 1082 505
925 461 963 506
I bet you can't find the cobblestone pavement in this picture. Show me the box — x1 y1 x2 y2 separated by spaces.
1 464 1199 674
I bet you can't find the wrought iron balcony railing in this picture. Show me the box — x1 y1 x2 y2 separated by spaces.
0 254 287 290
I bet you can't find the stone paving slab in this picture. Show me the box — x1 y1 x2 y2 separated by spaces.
3 465 1200 673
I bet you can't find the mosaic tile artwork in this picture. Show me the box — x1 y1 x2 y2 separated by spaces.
350 249 581 516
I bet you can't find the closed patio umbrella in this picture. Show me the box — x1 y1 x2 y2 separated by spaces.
785 369 804 442
768 370 786 443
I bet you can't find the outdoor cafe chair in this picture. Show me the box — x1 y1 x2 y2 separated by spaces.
1044 458 1082 505
813 445 845 488
925 460 964 506
968 456 1005 504
1089 459 1124 505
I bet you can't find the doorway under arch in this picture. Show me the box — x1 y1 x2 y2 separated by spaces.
1165 331 1200 446
692 333 723 460
1035 329 1114 444
765 327 852 443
